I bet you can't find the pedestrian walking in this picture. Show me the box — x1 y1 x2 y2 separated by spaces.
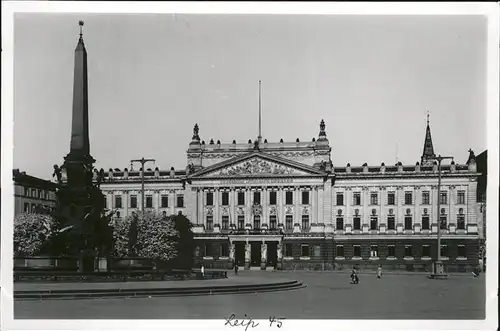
201 265 205 277
350 266 359 284
472 265 480 278
234 263 239 275
377 265 382 279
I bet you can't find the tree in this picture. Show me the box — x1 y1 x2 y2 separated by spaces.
170 212 195 270
112 211 179 269
14 213 54 257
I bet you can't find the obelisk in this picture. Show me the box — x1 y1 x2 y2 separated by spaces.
64 20 95 188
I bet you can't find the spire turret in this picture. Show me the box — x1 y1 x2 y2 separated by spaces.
421 112 436 166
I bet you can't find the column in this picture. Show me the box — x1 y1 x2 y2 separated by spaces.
244 242 251 270
318 186 324 224
294 186 300 229
431 185 438 233
197 189 203 225
261 241 267 270
278 188 284 227
245 188 251 228
363 187 369 226
312 186 317 224
230 188 236 228
169 190 175 215
214 188 220 226
397 186 404 233
123 191 129 217
263 187 268 228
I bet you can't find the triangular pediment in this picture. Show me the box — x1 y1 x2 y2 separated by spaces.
190 152 325 178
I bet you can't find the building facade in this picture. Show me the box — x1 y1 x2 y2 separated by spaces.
94 120 481 272
13 169 58 215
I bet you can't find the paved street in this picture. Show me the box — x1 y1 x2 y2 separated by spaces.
14 271 485 319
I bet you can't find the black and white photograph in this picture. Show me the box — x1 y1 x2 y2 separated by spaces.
1 2 498 330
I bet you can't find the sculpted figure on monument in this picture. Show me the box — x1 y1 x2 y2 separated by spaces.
261 243 267 261
52 164 63 184
245 244 251 261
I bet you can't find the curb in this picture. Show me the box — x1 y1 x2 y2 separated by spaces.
14 280 304 301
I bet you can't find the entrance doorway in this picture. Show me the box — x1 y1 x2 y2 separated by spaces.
267 242 278 268
235 242 245 266
250 242 261 267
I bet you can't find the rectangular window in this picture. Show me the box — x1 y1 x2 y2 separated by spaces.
370 245 378 257
302 191 309 205
31 188 36 197
222 192 229 206
301 245 310 257
221 243 229 257
440 245 447 257
440 216 447 230
439 192 448 205
422 245 431 257
336 217 344 230
205 244 211 257
161 195 168 208
457 245 466 258
301 215 309 229
353 217 361 230
285 191 293 205
387 216 395 230
422 191 430 205
404 216 412 230
237 192 245 205
457 191 465 205
206 192 214 206
405 191 413 205
253 216 261 230
284 244 293 257
353 245 361 257
336 245 344 257
370 193 378 205
253 191 261 205
237 215 245 230
457 215 465 230
222 215 229 230
24 203 30 212
130 195 137 208
45 191 49 200
405 245 413 257
206 215 213 231
422 216 430 230
370 217 378 230
38 189 43 199
353 192 361 205
115 196 122 209
387 192 395 205
31 204 37 213
336 193 344 206
24 187 29 197
388 245 396 257
177 195 184 208
269 215 277 230
146 195 153 208
269 191 277 205
285 215 293 230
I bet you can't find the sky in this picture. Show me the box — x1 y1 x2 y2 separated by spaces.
13 14 487 180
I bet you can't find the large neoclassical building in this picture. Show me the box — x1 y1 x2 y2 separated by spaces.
98 119 481 271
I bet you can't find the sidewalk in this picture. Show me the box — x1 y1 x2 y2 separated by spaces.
14 272 291 292
274 269 473 276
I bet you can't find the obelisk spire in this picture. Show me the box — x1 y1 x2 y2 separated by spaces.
69 20 90 157
258 80 262 144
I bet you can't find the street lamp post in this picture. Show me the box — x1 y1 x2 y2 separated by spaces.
131 157 156 214
429 154 453 279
